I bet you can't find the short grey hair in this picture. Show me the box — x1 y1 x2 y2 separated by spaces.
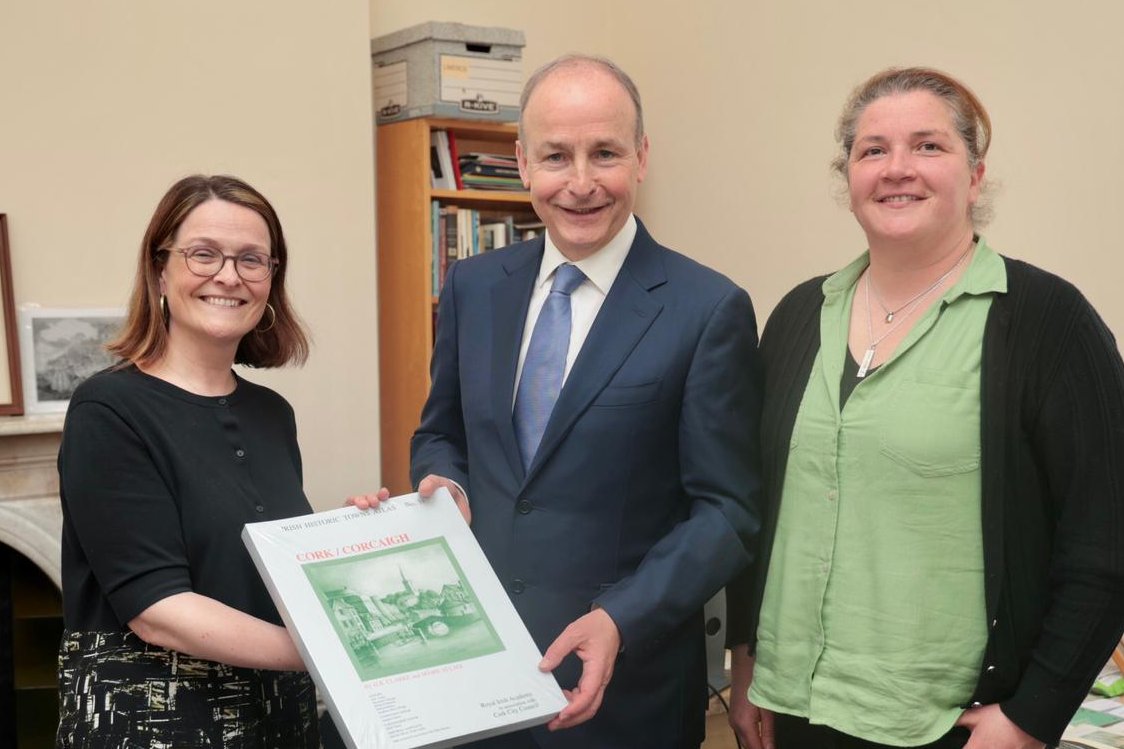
518 54 645 148
833 67 994 227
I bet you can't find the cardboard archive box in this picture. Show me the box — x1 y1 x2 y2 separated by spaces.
371 21 525 124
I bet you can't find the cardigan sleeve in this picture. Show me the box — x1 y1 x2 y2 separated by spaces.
725 275 826 651
1000 300 1124 743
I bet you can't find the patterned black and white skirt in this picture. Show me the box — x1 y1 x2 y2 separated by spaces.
56 630 320 749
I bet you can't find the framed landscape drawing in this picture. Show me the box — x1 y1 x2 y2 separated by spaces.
0 216 23 415
18 307 124 414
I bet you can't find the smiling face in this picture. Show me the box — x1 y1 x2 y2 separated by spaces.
160 198 272 357
516 64 649 261
847 90 984 251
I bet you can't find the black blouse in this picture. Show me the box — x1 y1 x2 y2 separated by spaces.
59 365 312 630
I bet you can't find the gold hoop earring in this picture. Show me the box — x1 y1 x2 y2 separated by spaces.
256 303 276 334
159 294 169 324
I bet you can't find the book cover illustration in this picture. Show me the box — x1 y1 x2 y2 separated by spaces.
305 537 504 681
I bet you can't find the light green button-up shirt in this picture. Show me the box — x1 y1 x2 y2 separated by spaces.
750 240 1007 746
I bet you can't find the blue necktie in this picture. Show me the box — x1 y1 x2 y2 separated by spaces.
514 263 586 470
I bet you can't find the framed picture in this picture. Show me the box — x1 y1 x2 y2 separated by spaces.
18 307 125 414
0 216 23 415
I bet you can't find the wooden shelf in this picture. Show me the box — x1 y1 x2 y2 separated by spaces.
376 117 538 493
424 117 518 135
430 188 531 206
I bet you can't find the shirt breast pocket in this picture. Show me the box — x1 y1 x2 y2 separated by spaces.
879 369 981 477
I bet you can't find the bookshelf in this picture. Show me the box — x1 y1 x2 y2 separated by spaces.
376 117 537 494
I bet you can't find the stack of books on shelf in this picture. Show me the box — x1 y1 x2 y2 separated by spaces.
428 130 527 193
458 152 524 191
430 202 545 295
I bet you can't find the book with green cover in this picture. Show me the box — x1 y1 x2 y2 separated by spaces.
243 490 566 749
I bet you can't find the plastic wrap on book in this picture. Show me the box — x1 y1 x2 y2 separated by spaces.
242 489 567 749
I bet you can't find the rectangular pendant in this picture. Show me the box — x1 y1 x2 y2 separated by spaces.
857 347 875 378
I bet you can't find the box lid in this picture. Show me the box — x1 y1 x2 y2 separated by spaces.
370 21 525 56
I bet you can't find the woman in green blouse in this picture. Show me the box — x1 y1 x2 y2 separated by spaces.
726 68 1124 749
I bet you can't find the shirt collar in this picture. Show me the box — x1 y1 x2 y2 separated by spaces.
948 235 1007 299
822 251 870 300
538 214 636 294
822 234 1007 301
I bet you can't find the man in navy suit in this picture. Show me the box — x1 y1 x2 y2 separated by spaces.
411 54 762 748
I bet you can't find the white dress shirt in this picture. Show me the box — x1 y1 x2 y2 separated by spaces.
512 215 637 407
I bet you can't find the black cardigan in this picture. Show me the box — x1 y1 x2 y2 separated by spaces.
726 257 1124 745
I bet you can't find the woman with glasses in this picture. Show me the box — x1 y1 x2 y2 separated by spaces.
56 174 317 748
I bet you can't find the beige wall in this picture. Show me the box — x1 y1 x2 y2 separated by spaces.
0 1 380 509
2 3 1118 510
372 0 1124 338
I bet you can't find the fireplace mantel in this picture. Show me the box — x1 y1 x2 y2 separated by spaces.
0 414 65 589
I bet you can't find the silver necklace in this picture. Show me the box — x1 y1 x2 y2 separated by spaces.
869 280 917 324
867 242 975 324
856 243 974 378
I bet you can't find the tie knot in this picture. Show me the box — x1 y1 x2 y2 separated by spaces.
551 263 586 296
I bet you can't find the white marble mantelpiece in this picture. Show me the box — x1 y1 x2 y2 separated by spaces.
0 413 65 590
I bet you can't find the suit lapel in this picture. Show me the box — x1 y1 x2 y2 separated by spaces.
524 222 666 484
491 240 544 481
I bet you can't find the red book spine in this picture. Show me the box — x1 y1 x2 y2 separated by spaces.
447 131 465 190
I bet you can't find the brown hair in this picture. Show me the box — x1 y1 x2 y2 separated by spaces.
833 67 994 225
109 174 309 368
519 54 645 148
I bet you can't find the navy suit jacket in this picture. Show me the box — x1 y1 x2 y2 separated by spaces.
411 220 762 748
